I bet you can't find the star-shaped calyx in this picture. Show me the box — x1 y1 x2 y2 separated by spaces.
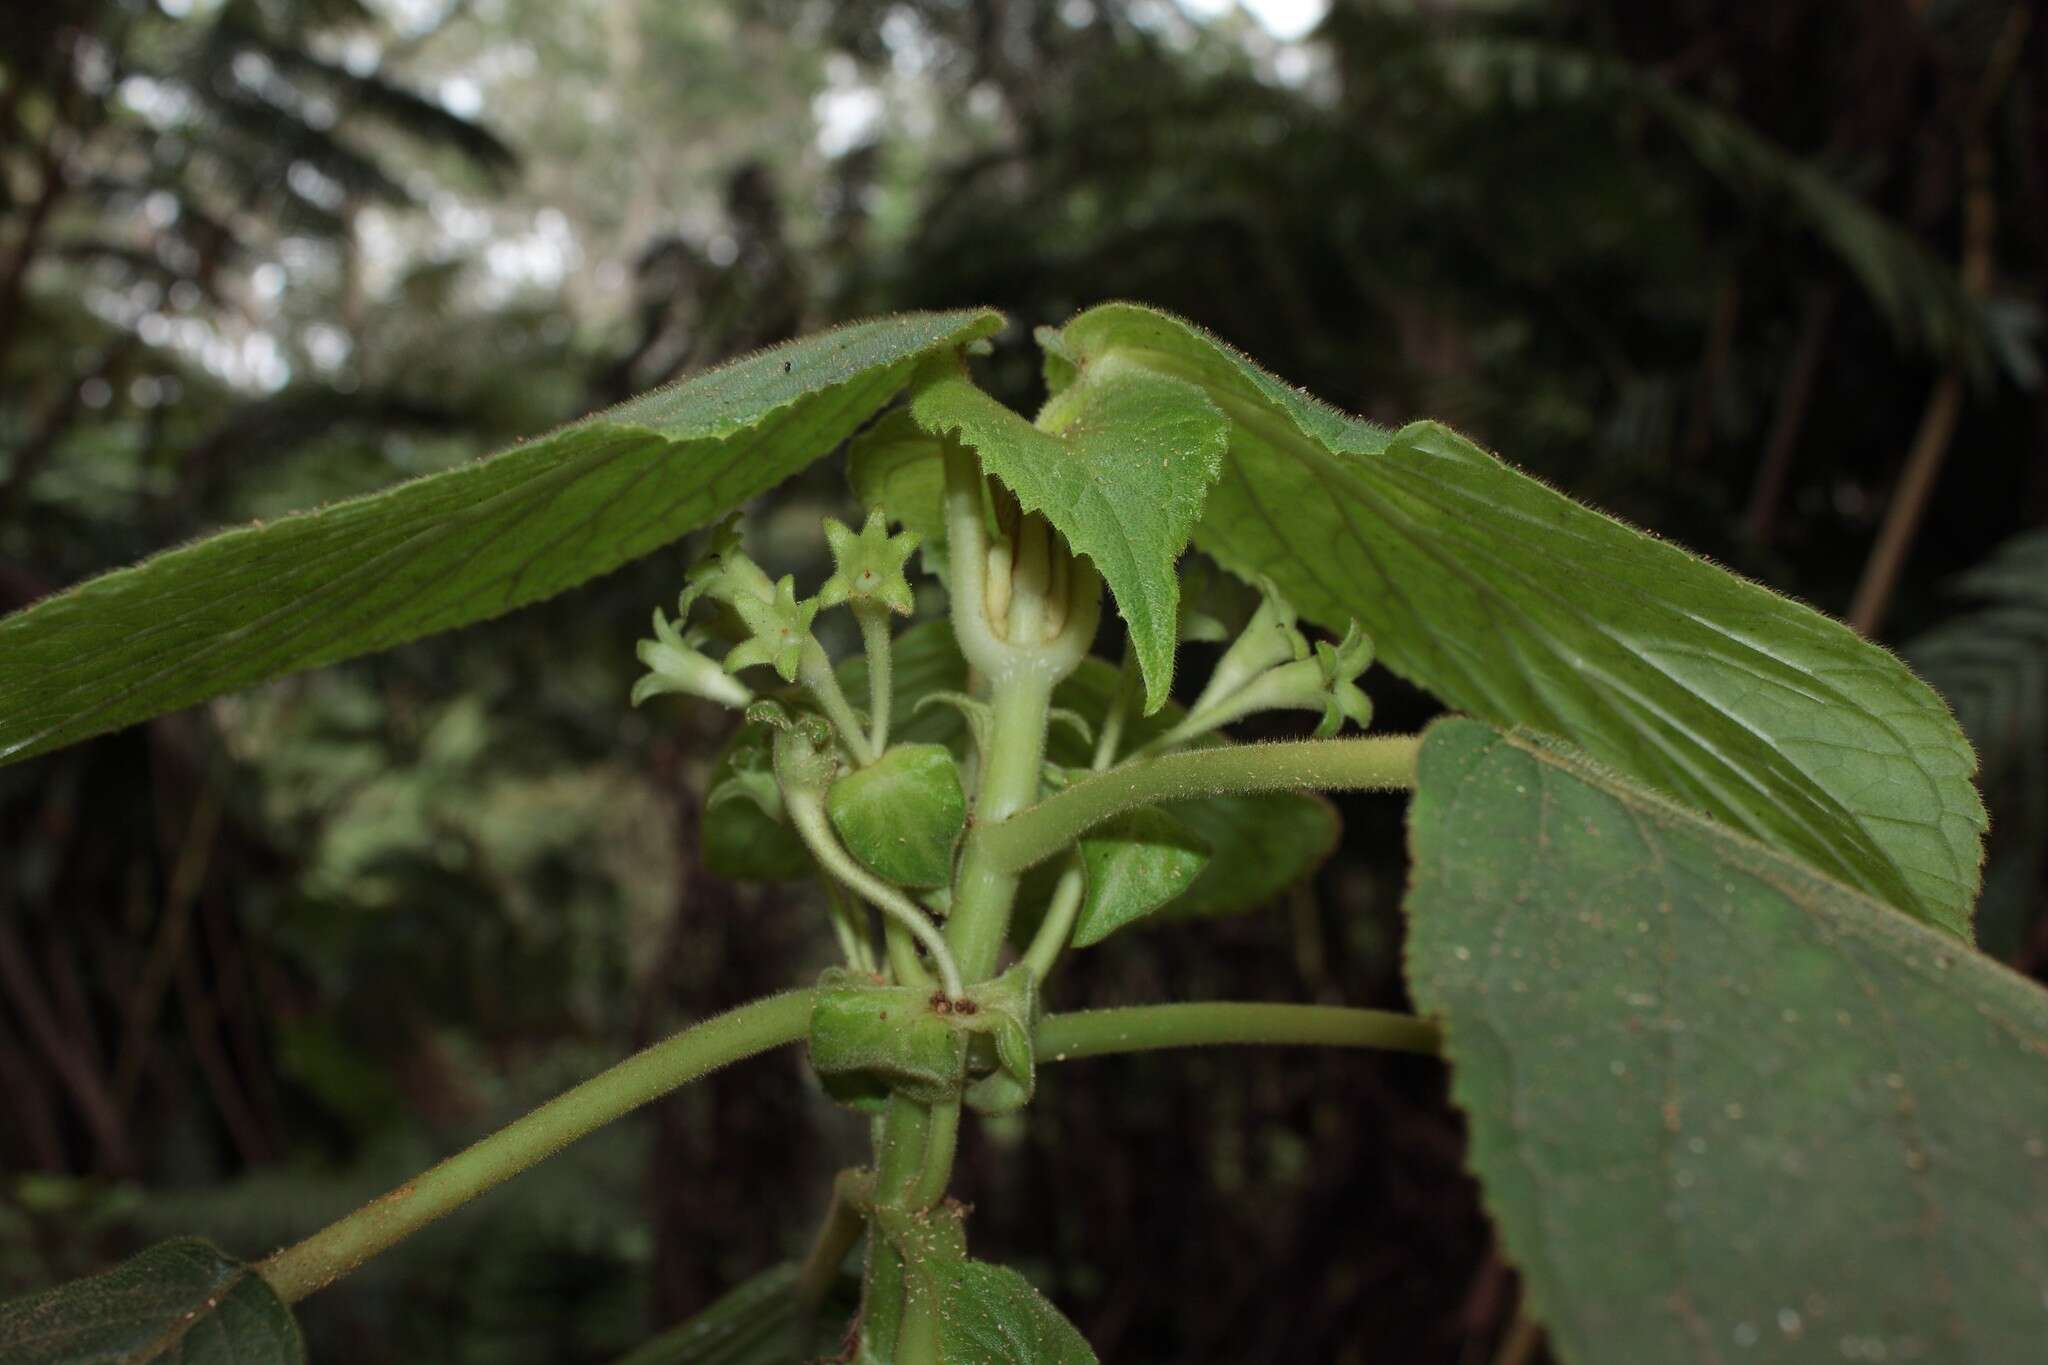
723 574 821 683
818 509 920 617
1310 623 1374 737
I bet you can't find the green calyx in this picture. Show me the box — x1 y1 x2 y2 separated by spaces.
1190 581 1308 713
820 508 921 617
807 965 1038 1116
724 575 821 684
1153 587 1375 748
630 606 754 710
757 700 843 795
677 517 823 685
1309 623 1375 737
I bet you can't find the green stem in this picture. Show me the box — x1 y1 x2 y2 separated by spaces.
787 787 963 999
862 1226 906 1360
796 1170 868 1311
861 1093 933 1356
1091 641 1137 770
823 880 876 974
907 1100 961 1211
799 638 876 767
982 735 1420 876
875 1098 931 1207
1020 855 1086 983
258 989 814 1304
945 675 1054 983
1035 1001 1440 1062
884 914 934 990
897 1275 941 1365
856 604 895 755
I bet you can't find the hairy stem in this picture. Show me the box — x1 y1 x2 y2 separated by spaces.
787 787 962 998
861 1094 933 1356
823 880 877 974
258 989 814 1304
984 735 1420 876
1020 855 1087 983
908 1099 961 1211
799 639 876 767
1035 1001 1440 1061
945 675 1054 983
1091 641 1137 770
797 1170 868 1311
857 604 895 754
884 914 935 990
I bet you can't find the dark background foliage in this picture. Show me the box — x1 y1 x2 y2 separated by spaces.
3 1 2044 1361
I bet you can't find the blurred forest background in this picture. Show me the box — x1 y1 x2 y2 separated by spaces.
4 1 2047 1361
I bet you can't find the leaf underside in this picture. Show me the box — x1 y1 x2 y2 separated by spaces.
908 1256 1097 1364
1405 720 2048 1365
0 310 1001 767
1048 302 1985 937
0 1238 304 1364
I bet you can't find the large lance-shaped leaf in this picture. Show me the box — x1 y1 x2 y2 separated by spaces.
1043 303 1985 937
1405 719 2048 1365
0 1238 303 1363
909 365 1228 713
0 310 1002 767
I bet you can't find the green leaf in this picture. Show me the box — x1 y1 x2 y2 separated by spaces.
1049 303 1986 937
1161 791 1339 922
700 627 972 885
846 407 954 581
827 744 967 889
608 1262 857 1365
909 366 1228 714
0 1237 304 1364
1070 807 1211 948
1404 719 2048 1365
1049 655 1339 926
902 1256 1097 1365
0 310 1002 767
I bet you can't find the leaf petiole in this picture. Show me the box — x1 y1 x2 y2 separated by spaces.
257 990 816 1304
982 735 1421 876
786 786 963 998
1035 1001 1440 1062
1020 855 1087 983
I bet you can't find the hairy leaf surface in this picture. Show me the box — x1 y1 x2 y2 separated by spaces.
910 367 1227 713
1069 807 1211 948
1405 719 2048 1364
0 1238 303 1364
0 310 1001 766
904 1256 1096 1364
1049 303 1985 936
